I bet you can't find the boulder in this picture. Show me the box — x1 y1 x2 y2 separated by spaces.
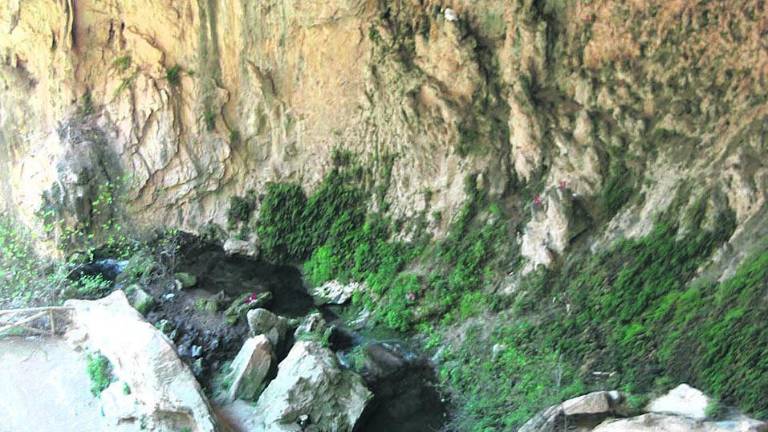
245 341 372 432
519 391 623 432
593 413 768 432
64 291 218 432
224 238 258 257
309 280 363 306
174 272 198 289
226 335 273 402
247 308 291 347
647 384 710 420
562 391 621 416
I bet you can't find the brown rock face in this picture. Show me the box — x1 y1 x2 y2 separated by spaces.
0 1 766 272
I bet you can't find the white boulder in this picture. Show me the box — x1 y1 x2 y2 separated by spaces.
647 384 710 420
65 291 218 432
593 413 767 432
245 341 372 431
224 238 258 257
309 280 363 306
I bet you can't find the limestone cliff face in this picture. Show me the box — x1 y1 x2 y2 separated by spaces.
0 1 766 274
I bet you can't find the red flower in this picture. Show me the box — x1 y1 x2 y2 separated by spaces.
533 195 543 206
244 293 260 304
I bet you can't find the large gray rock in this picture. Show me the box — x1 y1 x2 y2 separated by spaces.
244 341 372 432
647 384 710 420
226 335 273 402
65 291 218 432
519 391 623 432
247 308 291 347
309 280 363 305
593 413 768 432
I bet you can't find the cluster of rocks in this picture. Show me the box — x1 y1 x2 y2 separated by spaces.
64 291 218 432
521 385 767 432
65 290 376 432
219 309 373 431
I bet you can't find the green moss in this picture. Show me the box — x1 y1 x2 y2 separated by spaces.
229 129 241 145
86 352 113 396
203 108 216 131
112 55 132 72
599 160 634 218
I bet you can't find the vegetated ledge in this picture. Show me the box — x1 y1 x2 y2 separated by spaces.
243 155 767 430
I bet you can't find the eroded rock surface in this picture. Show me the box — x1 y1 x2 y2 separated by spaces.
2 0 766 280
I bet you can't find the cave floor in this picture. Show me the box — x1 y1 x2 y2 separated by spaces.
0 337 119 432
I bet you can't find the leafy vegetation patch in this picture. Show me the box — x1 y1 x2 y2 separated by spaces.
0 216 67 307
254 155 768 429
257 158 367 264
86 352 113 396
166 65 182 86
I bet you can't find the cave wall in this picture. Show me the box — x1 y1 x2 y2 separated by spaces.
0 0 766 274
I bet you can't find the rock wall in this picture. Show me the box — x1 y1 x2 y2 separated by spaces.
0 1 766 272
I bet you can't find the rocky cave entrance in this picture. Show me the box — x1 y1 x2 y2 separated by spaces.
85 234 448 431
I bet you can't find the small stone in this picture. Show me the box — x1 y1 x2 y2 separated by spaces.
174 272 198 289
191 345 203 358
154 319 174 336
294 312 327 339
444 8 458 22
129 286 155 315
246 308 290 348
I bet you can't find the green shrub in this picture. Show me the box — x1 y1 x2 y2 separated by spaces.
227 196 254 228
166 65 182 86
0 216 62 306
256 183 308 263
70 274 111 299
86 352 113 396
